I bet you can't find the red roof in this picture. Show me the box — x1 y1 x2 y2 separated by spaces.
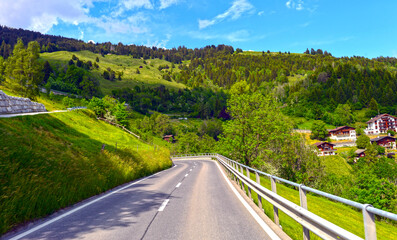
370 136 395 143
328 126 355 133
366 114 397 124
314 142 335 147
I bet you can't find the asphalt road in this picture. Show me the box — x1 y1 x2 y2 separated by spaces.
4 159 275 240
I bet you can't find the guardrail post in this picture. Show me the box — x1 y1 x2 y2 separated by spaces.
246 167 252 199
271 176 279 225
299 185 310 240
255 171 262 210
232 162 237 181
363 204 377 240
240 165 245 190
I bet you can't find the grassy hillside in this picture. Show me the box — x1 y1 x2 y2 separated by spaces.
243 169 396 240
40 50 186 95
0 109 172 234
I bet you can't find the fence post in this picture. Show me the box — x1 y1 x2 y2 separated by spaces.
363 204 377 240
299 184 310 240
240 165 245 190
270 176 279 225
255 171 262 210
246 167 252 199
233 162 237 182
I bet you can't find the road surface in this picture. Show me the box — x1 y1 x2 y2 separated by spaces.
3 159 276 240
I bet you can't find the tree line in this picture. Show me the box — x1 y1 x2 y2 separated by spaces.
111 86 228 119
0 25 234 63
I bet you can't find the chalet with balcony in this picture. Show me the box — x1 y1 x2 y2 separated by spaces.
314 142 337 156
355 149 366 160
365 114 397 135
370 136 396 149
328 126 356 141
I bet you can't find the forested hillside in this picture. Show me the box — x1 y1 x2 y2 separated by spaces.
0 25 234 63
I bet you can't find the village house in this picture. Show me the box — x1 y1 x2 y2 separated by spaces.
328 126 356 141
162 135 174 143
314 142 337 156
355 149 366 161
365 114 397 135
370 136 396 149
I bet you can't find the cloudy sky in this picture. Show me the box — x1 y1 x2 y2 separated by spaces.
0 0 396 58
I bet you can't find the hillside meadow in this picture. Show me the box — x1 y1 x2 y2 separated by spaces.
0 109 172 234
40 50 186 95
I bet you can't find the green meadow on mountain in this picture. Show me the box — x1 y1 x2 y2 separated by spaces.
0 26 396 238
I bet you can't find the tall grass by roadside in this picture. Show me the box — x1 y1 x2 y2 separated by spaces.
235 168 396 240
0 110 172 235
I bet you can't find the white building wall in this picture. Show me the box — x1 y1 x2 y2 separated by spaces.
330 130 357 141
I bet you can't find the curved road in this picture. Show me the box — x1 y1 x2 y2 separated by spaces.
4 159 275 240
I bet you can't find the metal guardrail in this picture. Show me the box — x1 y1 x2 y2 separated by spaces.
171 153 397 240
67 106 87 111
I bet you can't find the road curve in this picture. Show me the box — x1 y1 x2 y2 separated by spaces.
3 159 274 240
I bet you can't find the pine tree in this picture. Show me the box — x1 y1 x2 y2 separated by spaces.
5 39 43 99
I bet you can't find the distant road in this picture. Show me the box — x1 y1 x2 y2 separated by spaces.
0 110 66 118
3 160 276 240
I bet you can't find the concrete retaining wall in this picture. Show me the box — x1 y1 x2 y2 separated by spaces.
0 90 46 114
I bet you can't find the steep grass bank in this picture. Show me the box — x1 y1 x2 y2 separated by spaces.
241 169 396 240
0 110 172 234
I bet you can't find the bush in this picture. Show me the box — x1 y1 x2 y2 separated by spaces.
356 134 370 149
62 96 74 108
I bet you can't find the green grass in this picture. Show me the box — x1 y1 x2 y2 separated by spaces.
321 155 353 176
291 117 336 130
0 109 172 234
40 50 186 95
231 167 396 240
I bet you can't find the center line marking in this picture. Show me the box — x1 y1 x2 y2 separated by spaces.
176 182 182 188
185 174 188 177
190 169 192 171
158 199 170 212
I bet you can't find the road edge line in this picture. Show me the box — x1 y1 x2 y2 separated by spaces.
7 165 177 240
215 161 281 240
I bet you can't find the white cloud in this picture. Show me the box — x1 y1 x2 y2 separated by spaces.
112 0 153 17
198 0 254 29
286 0 304 11
144 34 171 48
0 0 93 33
257 11 264 16
189 29 250 42
123 0 153 9
91 12 150 35
159 0 179 9
79 30 84 40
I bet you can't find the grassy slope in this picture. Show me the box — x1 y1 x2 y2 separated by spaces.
241 169 396 240
40 50 186 95
0 108 172 234
321 155 352 176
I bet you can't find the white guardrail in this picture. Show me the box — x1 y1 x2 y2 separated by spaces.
171 153 397 240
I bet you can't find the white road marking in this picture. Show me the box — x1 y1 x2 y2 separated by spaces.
176 182 182 188
215 161 281 240
190 169 192 171
185 174 189 177
9 165 177 240
158 199 170 212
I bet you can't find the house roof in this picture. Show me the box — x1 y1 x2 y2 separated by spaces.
355 149 366 154
370 136 396 142
314 142 335 147
366 113 397 124
163 135 174 138
328 126 355 133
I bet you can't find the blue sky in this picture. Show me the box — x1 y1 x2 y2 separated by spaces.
1 0 396 58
